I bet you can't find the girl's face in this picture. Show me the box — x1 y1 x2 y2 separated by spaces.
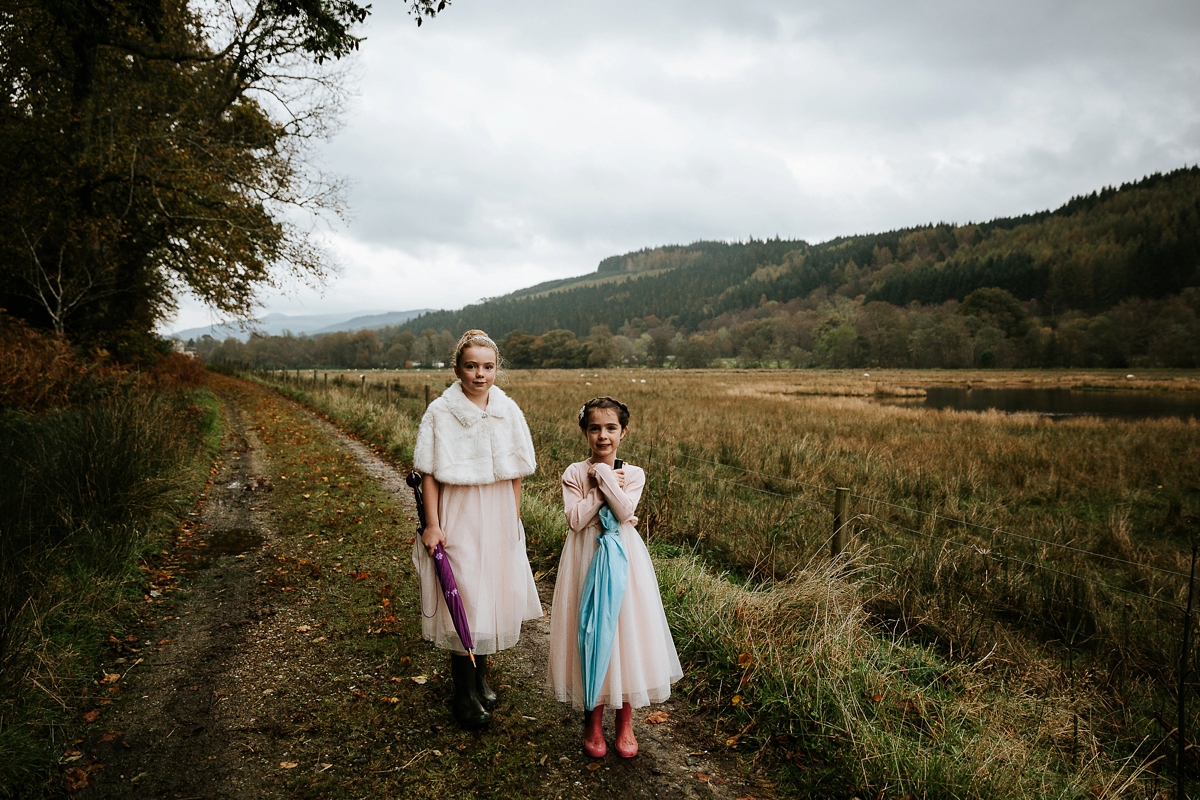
455 345 497 401
584 407 627 465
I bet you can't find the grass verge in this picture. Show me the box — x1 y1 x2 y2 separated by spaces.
0 387 222 796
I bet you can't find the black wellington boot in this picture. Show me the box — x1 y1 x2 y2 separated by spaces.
475 655 498 710
450 654 491 730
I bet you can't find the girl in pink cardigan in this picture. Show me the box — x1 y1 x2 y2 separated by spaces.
547 397 682 758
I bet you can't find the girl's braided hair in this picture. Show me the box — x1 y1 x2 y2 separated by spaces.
578 396 630 430
453 329 500 369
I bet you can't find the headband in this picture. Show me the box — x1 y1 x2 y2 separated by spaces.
460 334 498 350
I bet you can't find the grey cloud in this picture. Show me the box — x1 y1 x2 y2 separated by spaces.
238 0 1200 322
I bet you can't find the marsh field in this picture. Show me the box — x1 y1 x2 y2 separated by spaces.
263 366 1200 797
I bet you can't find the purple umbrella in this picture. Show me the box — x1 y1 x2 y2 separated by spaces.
407 471 476 665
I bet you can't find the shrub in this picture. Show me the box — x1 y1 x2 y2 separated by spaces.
0 314 84 411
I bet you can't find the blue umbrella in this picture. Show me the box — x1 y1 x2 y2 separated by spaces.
577 503 629 711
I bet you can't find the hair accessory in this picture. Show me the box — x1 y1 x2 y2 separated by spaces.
578 404 587 421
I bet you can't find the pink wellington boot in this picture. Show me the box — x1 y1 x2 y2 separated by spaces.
583 705 607 758
614 702 638 758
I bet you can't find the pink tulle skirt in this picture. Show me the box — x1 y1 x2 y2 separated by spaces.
411 480 542 654
546 521 682 710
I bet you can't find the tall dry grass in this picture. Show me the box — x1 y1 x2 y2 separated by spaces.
261 366 1199 795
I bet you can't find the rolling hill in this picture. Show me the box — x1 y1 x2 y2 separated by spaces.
395 167 1200 340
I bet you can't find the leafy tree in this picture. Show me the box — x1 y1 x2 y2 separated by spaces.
531 329 584 369
0 0 448 354
583 325 619 368
677 335 715 368
957 287 1029 338
501 329 537 368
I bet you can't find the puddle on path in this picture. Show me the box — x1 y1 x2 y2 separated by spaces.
183 528 265 569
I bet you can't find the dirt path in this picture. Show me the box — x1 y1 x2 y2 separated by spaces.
73 378 774 799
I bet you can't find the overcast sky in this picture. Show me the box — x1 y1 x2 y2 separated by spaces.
169 0 1200 332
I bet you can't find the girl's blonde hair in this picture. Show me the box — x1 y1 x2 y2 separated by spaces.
453 329 501 368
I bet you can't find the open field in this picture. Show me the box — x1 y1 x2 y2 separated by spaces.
256 366 1200 796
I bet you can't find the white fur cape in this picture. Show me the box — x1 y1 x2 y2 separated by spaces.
413 382 537 486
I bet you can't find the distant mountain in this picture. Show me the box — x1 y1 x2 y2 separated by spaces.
172 309 432 342
312 310 434 334
393 166 1200 339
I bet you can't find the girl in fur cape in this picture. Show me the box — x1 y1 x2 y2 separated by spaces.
411 330 541 730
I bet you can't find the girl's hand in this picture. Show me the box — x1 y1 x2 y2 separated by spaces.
614 468 626 489
421 525 446 556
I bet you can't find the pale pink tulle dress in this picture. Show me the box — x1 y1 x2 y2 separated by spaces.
547 460 682 710
411 480 543 654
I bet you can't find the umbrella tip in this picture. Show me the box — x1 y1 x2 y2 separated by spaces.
468 651 476 666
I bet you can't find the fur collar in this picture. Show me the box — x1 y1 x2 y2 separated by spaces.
440 381 512 426
412 381 536 486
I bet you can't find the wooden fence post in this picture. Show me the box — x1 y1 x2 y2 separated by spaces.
1179 543 1197 800
832 487 850 559
360 374 366 393
424 384 431 409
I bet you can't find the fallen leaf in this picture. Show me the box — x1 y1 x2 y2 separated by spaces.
731 694 743 706
351 691 367 700
726 720 757 748
63 767 94 791
737 652 753 668
280 761 299 769
380 696 400 705
61 749 83 762
432 749 442 757
99 730 122 743
411 675 428 685
82 710 100 724
868 692 883 704
696 773 711 782
587 762 602 771
645 711 670 724
98 673 121 685
311 636 327 643
295 625 312 633
302 493 311 499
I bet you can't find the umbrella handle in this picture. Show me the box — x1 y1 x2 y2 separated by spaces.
417 551 442 619
408 469 441 618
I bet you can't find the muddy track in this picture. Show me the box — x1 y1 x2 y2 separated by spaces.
73 383 773 799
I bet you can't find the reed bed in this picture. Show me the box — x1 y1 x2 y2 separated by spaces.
261 366 1200 796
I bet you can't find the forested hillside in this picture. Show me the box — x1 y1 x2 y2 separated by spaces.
397 167 1199 337
197 167 1200 369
